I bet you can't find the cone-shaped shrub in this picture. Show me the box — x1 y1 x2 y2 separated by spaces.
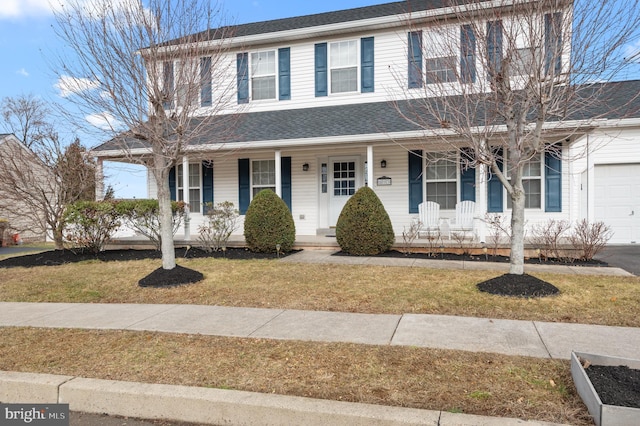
244 189 296 253
336 186 395 255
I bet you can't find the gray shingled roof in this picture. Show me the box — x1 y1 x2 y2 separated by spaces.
201 0 458 40
93 79 640 153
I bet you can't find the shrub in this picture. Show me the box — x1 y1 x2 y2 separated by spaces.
64 200 121 253
244 189 295 253
336 186 395 255
569 219 613 260
115 199 185 250
198 201 240 252
529 219 571 260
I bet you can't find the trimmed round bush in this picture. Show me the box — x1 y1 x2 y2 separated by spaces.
336 186 395 255
244 189 296 253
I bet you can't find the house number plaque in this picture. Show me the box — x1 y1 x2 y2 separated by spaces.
376 176 392 186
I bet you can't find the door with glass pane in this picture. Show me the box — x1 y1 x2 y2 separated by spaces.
329 157 359 225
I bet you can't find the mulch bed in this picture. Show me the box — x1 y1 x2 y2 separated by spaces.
138 264 205 288
476 274 560 298
0 247 294 269
586 364 640 409
333 249 608 267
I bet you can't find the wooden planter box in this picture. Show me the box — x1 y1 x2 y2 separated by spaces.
571 351 640 426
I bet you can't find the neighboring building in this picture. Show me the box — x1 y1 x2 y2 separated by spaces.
0 134 48 243
93 0 640 244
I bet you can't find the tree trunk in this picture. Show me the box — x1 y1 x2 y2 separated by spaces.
509 181 526 275
153 152 176 270
53 225 64 250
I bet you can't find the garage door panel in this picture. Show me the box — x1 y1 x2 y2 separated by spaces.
594 164 640 244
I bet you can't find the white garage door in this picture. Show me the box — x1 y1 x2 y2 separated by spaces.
594 164 640 244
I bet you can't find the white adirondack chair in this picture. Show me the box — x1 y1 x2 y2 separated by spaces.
448 200 476 240
418 201 441 238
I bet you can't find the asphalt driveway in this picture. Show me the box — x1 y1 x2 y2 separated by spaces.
596 245 640 276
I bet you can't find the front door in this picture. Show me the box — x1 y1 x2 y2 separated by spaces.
329 157 360 225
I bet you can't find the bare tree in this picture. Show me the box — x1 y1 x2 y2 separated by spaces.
51 0 238 271
1 94 55 149
395 0 640 274
0 134 95 249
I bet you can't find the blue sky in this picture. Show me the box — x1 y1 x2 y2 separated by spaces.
0 0 389 198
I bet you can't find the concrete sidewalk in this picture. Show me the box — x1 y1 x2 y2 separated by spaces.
1 301 639 360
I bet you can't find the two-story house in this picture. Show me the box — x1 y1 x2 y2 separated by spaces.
93 0 640 245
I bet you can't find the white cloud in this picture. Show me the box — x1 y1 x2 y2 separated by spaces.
624 40 640 62
16 68 29 77
86 111 121 131
0 0 144 20
55 75 100 98
0 0 64 19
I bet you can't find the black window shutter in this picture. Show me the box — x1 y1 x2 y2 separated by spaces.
545 151 562 212
315 43 328 97
361 37 374 93
238 158 250 214
281 157 292 211
408 150 423 213
237 53 249 104
278 48 291 100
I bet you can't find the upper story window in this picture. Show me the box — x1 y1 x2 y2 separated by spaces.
315 37 374 97
330 40 358 93
238 48 290 104
425 56 456 84
251 50 276 101
163 57 212 110
176 59 199 108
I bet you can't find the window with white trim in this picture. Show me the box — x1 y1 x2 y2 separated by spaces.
506 155 542 209
511 46 541 76
425 56 456 84
251 50 276 101
425 152 457 210
175 59 199 108
177 163 201 213
252 160 275 196
330 40 358 93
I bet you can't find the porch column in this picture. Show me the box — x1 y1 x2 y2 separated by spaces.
476 163 488 242
95 158 104 201
367 145 374 188
182 156 190 240
275 150 282 198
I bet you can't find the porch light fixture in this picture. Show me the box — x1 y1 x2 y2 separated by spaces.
302 163 309 171
380 159 387 168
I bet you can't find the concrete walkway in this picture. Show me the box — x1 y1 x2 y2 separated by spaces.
1 300 639 361
2 249 638 426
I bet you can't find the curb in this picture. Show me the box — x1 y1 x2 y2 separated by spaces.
0 371 569 426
